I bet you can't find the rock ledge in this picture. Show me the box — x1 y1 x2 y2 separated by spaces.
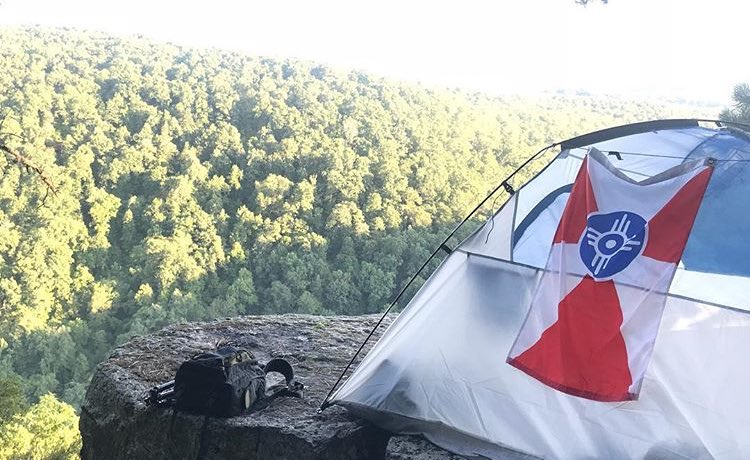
80 314 466 460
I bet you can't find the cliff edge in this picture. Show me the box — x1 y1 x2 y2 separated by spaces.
80 314 467 460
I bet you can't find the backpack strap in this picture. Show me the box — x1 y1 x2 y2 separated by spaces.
251 358 305 411
263 358 295 384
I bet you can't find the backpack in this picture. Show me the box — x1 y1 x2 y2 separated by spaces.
146 346 304 417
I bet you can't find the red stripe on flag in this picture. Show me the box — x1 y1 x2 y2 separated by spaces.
553 158 598 244
508 275 633 401
642 168 713 264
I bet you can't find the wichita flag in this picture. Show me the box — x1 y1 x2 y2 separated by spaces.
508 148 714 401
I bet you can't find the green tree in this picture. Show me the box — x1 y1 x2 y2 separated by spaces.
0 376 27 424
0 394 81 460
721 83 750 124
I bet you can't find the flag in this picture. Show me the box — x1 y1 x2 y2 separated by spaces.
507 148 714 401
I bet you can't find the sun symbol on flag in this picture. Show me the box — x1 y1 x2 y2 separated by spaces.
579 211 647 279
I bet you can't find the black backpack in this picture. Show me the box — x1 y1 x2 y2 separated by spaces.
146 346 303 417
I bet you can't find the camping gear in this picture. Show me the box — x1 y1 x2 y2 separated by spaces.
146 347 303 417
323 120 750 459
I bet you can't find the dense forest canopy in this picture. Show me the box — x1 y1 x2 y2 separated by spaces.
0 27 727 458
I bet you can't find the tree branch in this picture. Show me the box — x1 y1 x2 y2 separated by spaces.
1 144 58 204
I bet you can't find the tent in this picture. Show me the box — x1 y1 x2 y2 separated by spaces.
325 120 750 459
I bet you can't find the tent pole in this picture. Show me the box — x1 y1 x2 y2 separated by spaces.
318 141 559 412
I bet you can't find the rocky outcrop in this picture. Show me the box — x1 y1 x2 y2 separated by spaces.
386 436 473 460
80 314 469 460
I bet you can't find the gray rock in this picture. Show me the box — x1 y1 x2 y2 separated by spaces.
387 436 470 459
81 314 477 460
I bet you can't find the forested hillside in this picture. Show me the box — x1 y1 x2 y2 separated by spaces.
0 27 722 457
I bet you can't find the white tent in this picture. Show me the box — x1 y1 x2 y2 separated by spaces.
328 120 750 459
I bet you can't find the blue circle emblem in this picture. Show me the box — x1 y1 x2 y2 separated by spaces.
579 211 647 279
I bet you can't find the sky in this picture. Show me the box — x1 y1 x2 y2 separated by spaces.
1 0 748 104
